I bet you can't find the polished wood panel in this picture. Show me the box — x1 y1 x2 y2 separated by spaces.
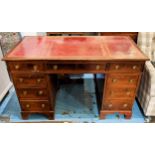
107 62 143 72
106 74 139 88
8 61 45 72
105 87 136 99
46 62 106 73
20 100 52 111
17 88 48 100
102 99 133 110
12 74 47 88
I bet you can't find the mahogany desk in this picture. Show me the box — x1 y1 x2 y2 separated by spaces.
3 36 148 119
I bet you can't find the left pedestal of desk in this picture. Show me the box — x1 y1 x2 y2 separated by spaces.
6 61 56 120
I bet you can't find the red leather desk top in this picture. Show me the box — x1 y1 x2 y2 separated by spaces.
3 36 148 61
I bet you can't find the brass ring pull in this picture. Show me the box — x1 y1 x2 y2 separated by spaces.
126 91 131 95
123 104 128 108
112 79 117 83
53 65 58 70
26 104 30 108
108 104 113 108
41 104 45 108
23 91 27 95
115 65 120 70
19 78 23 83
129 79 133 83
37 78 41 83
38 90 43 95
15 65 20 70
96 65 100 70
132 65 137 70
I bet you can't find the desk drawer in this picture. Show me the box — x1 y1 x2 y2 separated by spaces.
8 62 44 72
20 100 52 111
17 88 48 100
12 74 47 88
105 87 136 99
106 74 139 87
102 99 133 110
77 64 105 71
46 63 105 72
47 63 76 71
107 63 142 72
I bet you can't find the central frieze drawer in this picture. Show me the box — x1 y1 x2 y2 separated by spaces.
46 63 105 72
17 88 48 100
76 64 105 71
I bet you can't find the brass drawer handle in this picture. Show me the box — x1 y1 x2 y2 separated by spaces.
15 65 20 70
53 65 58 70
115 65 120 70
41 104 45 108
37 78 41 83
112 79 117 83
23 91 27 95
33 65 38 71
123 104 128 108
26 104 30 108
129 79 133 83
19 78 24 83
132 65 137 70
38 90 43 95
96 65 100 70
108 104 113 108
126 91 131 95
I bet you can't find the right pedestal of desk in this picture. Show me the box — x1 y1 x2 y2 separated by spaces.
100 61 144 119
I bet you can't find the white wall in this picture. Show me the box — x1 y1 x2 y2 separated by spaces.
20 32 46 37
0 46 12 101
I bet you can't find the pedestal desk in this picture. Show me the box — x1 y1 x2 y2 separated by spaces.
3 36 148 119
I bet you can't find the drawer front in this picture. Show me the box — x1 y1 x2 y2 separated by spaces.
105 87 136 99
102 99 133 110
17 88 48 100
107 63 142 72
8 62 44 72
106 74 139 87
46 63 76 71
12 74 47 88
20 100 52 111
46 63 105 72
76 64 105 71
